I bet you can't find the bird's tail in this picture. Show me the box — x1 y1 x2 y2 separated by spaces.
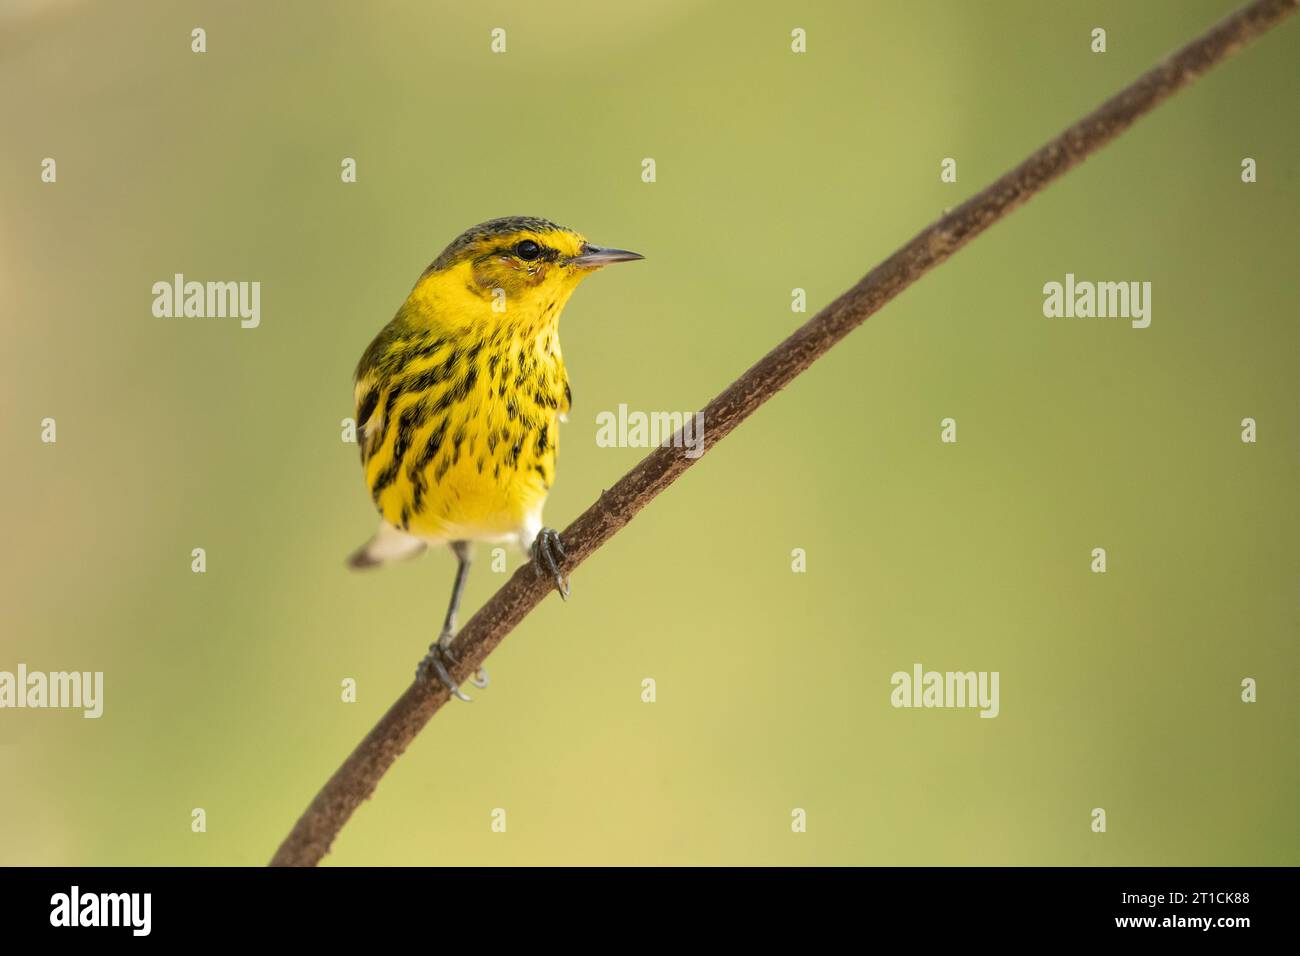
346 522 427 570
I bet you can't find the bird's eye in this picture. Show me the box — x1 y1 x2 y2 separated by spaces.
515 240 541 261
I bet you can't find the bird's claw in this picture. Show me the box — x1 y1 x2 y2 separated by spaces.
416 630 479 702
531 527 569 599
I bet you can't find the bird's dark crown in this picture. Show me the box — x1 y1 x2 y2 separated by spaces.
425 216 572 275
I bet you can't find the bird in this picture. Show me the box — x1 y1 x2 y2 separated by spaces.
347 216 643 701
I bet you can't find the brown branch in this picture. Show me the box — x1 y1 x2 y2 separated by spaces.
270 0 1298 866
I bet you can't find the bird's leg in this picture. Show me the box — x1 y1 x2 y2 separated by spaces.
531 527 569 599
417 541 488 699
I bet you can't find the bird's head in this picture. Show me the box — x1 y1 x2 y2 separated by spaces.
412 216 642 329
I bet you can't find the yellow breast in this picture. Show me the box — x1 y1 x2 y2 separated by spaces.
356 323 568 542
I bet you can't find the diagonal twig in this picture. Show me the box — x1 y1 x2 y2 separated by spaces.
271 0 1298 866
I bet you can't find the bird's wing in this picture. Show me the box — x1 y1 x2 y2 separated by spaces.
354 375 384 465
559 373 572 423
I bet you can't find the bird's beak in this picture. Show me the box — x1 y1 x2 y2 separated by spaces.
569 244 645 269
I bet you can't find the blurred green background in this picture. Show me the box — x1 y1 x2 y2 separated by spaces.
2 0 1297 866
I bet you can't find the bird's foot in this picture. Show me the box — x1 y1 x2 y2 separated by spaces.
531 527 569 599
417 630 488 700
